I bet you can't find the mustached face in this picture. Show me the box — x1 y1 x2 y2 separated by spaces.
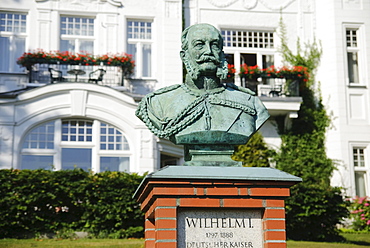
182 25 223 77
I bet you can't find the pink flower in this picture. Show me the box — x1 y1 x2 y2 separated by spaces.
367 220 370 225
358 197 366 204
365 203 369 206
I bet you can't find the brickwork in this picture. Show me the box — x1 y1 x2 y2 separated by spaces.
136 178 295 248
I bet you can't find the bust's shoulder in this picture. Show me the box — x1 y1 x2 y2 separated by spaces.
139 84 183 106
150 84 182 97
224 83 256 96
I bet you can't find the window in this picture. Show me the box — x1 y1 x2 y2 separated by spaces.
100 157 130 172
60 16 94 54
221 29 275 64
21 155 54 170
23 121 55 149
21 119 131 172
221 29 275 89
62 148 92 171
353 147 368 197
160 153 180 168
21 121 55 170
221 29 275 68
100 123 129 150
346 28 361 84
62 120 93 142
0 12 26 73
127 20 153 78
222 30 274 49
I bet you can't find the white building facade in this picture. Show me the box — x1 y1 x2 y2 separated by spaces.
0 0 369 198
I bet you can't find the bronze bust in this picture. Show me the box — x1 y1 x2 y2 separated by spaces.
136 24 269 166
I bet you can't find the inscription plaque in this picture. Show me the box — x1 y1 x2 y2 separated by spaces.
178 209 263 248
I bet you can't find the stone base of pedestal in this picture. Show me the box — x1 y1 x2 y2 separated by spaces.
134 166 301 248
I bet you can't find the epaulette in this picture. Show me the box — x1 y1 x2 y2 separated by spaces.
152 84 181 95
225 83 256 95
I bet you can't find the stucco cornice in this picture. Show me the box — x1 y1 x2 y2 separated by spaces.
15 83 137 107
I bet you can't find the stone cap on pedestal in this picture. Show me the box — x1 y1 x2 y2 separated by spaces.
134 166 302 200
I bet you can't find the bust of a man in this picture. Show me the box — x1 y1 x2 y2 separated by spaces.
136 23 269 166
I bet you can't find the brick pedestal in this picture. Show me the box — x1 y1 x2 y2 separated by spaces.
134 166 301 248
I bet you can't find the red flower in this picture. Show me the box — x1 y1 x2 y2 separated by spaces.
17 50 135 75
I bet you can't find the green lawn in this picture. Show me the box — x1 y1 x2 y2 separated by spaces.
288 233 370 248
0 239 144 248
0 233 369 248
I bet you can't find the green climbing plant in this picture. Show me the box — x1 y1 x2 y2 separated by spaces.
274 16 349 241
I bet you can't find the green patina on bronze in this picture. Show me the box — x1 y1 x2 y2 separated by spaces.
136 24 270 166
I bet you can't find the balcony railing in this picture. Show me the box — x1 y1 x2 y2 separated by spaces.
17 50 134 87
228 64 308 98
30 63 124 87
28 65 300 99
26 63 159 96
240 77 300 97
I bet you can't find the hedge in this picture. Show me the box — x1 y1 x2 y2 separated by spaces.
0 169 144 239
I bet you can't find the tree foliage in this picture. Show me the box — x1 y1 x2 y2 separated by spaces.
232 132 275 167
274 17 349 241
0 169 144 239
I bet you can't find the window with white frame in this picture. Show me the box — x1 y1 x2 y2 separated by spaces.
60 16 95 54
346 28 361 84
23 121 55 149
222 30 274 49
221 29 275 89
0 12 27 73
353 147 368 197
20 119 131 172
127 20 153 78
62 120 93 142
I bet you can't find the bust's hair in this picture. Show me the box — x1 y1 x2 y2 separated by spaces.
181 23 224 51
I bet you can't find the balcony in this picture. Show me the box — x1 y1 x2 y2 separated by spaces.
239 77 302 119
24 63 158 97
14 50 148 93
232 66 305 119
229 64 308 98
240 77 300 97
30 63 124 87
13 50 154 97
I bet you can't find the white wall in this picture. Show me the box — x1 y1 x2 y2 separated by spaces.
0 83 158 174
316 0 370 196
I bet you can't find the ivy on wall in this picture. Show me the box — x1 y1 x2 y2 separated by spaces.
232 16 349 241
274 17 349 241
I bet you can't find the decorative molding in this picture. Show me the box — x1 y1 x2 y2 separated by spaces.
70 90 87 116
342 0 362 10
242 0 258 9
165 1 180 18
206 0 296 10
102 0 123 7
35 0 123 7
344 0 360 4
206 0 238 8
